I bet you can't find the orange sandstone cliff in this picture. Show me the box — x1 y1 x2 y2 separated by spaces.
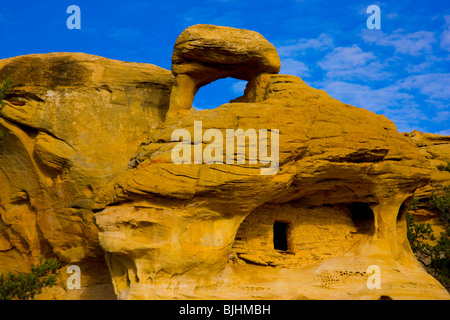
0 25 448 300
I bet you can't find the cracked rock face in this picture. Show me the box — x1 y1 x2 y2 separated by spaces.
93 72 448 300
0 52 173 299
0 26 449 300
92 26 448 300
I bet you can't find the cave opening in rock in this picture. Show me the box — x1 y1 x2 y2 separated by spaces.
273 221 290 251
348 202 375 236
396 197 413 236
397 197 413 223
192 78 246 111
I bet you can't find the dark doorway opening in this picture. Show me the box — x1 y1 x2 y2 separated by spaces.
348 202 375 236
273 221 289 251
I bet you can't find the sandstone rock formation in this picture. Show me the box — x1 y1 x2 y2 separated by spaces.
406 131 450 231
0 25 449 300
408 130 450 197
92 26 449 300
0 52 173 299
167 24 280 118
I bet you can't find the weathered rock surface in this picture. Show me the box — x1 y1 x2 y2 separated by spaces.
92 26 449 300
0 26 449 300
405 131 450 239
0 52 173 299
405 130 450 212
407 130 450 187
167 24 280 118
93 72 449 299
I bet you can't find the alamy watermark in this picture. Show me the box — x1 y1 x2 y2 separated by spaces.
65 4 380 31
66 5 81 30
66 265 81 289
171 121 279 175
366 5 381 29
366 265 381 289
313 265 381 289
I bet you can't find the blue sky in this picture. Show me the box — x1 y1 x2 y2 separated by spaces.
0 0 449 134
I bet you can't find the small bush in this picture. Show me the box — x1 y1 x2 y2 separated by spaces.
406 210 435 256
437 162 450 173
0 257 61 300
430 186 450 223
407 188 450 291
0 77 14 146
0 77 14 109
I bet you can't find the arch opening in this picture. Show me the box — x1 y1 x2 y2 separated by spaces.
192 78 247 111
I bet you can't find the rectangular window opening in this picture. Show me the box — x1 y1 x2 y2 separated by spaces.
273 221 289 251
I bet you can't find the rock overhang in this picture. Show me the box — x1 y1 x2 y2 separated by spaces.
90 26 447 299
0 25 448 300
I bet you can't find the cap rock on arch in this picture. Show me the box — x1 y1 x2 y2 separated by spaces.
167 24 281 118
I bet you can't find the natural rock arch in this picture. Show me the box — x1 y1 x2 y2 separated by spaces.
193 78 247 111
166 24 280 118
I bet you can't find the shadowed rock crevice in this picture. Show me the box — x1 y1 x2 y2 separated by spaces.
348 202 375 236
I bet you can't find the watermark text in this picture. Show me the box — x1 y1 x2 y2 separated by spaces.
171 121 279 175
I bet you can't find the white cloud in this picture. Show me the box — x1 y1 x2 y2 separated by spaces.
192 105 207 111
405 61 433 74
316 80 414 114
399 73 450 100
440 15 450 51
315 73 450 133
362 29 436 56
385 12 399 20
280 58 310 77
274 32 447 134
232 81 247 94
314 79 433 132
276 33 333 58
431 111 450 123
318 45 391 81
436 129 450 136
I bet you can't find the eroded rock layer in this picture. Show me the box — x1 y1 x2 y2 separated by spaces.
0 52 173 299
93 71 448 299
0 26 449 300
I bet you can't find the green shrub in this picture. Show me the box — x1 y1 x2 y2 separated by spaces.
430 186 450 223
437 162 450 173
0 257 61 300
406 210 435 256
0 77 14 146
0 77 13 109
407 188 450 291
